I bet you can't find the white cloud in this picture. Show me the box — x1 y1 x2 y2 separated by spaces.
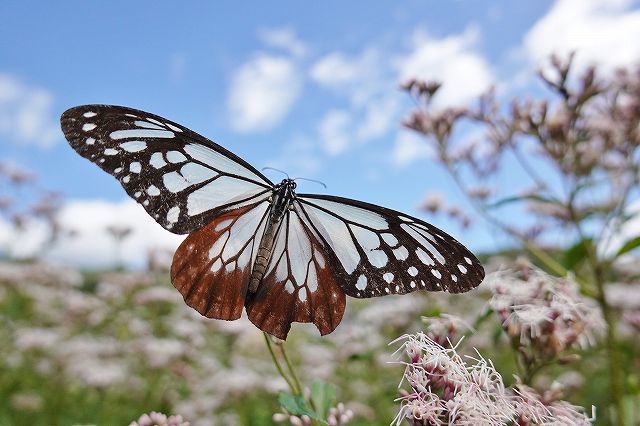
310 52 365 87
310 48 383 106
227 53 302 133
392 131 433 167
355 97 399 142
524 0 640 71
0 74 59 148
394 26 494 107
0 199 184 269
318 110 352 155
258 27 308 58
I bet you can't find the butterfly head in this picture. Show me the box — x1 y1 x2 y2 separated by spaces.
277 178 297 191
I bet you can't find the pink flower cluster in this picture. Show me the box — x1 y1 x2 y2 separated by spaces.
487 268 605 354
392 332 594 425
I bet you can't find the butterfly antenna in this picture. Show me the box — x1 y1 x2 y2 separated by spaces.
293 177 327 189
262 166 290 179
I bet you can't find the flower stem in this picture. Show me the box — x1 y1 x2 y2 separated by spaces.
263 332 297 394
280 344 303 395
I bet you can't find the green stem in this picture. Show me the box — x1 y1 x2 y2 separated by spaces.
568 207 626 426
263 332 297 394
594 266 626 426
280 344 303 395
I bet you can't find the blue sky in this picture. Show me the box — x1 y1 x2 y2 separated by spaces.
2 0 640 267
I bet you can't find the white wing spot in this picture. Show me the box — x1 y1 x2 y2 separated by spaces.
464 256 472 265
98 158 105 163
85 137 95 145
165 122 183 132
82 123 96 131
385 287 390 293
285 280 295 294
104 148 118 156
134 191 142 198
143 200 149 206
130 162 142 173
298 287 307 302
367 249 388 268
398 215 413 222
421 280 427 287
383 272 394 283
145 118 164 126
134 120 164 130
150 152 167 169
110 129 174 139
452 274 458 282
393 246 409 261
410 281 416 288
211 258 222 272
356 274 367 290
458 264 467 274
308 198 388 230
122 175 131 183
381 233 398 246
395 285 400 292
237 245 251 269
416 248 434 265
307 263 318 292
114 167 123 174
167 150 187 163
214 218 233 232
83 112 97 118
275 257 288 282
315 250 326 269
208 231 229 260
166 206 180 223
402 223 445 264
120 141 147 152
408 266 418 277
225 262 236 273
431 269 442 279
147 185 160 196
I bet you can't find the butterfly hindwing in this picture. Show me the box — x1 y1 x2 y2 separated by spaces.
296 194 485 298
171 201 271 320
245 208 346 339
61 105 273 234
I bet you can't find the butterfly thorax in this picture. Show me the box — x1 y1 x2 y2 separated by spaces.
248 179 297 293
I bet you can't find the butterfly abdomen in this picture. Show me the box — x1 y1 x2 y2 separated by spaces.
248 179 297 293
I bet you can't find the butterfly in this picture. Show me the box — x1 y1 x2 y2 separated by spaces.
60 105 485 339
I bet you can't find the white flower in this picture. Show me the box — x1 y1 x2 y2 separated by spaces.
14 327 60 351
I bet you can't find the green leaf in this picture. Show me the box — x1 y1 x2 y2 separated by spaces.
311 381 335 420
614 235 640 258
561 238 593 270
278 392 324 422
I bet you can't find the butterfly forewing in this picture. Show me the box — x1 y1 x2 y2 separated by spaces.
245 209 346 339
296 194 485 298
61 105 273 234
171 200 271 320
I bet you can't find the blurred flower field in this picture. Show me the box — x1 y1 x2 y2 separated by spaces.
1 257 635 425
2 55 640 425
